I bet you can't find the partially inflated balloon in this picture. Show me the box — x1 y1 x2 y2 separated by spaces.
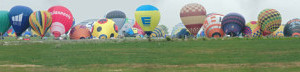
0 10 11 38
6 27 16 37
221 13 245 37
243 21 262 37
258 9 281 36
29 11 52 38
180 3 206 36
171 23 189 38
272 24 284 37
9 6 33 37
48 6 73 38
106 10 126 32
135 5 160 36
203 13 224 38
284 18 300 37
70 25 91 40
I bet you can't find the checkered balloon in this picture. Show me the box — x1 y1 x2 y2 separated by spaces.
258 9 281 36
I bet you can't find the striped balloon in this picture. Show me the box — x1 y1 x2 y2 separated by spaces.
180 3 206 36
29 11 52 38
221 13 245 37
284 18 300 37
243 21 262 37
258 9 281 36
203 13 224 38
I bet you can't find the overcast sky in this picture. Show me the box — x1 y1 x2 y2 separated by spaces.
1 0 300 34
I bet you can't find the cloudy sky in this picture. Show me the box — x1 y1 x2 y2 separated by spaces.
1 0 300 34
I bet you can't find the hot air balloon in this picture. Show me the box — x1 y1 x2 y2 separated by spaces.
69 25 91 40
48 6 74 39
91 19 118 39
180 3 206 36
106 10 126 33
0 10 11 39
6 27 16 37
243 21 262 37
272 24 285 37
78 19 99 32
29 11 52 38
171 23 186 38
135 5 160 37
258 9 281 36
133 21 145 35
203 13 224 38
284 18 300 37
221 13 245 37
151 26 166 38
9 5 33 38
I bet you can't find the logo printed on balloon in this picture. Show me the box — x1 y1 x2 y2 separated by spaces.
141 17 151 26
11 13 23 26
50 11 71 19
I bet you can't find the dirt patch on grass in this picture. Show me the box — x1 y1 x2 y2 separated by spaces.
259 51 300 55
0 64 42 68
86 62 300 69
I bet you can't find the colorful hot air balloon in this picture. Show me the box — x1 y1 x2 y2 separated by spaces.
258 9 282 36
221 13 245 37
203 13 224 38
9 5 33 38
78 19 99 32
6 27 16 37
69 25 91 40
106 10 126 32
180 3 206 36
48 6 74 38
171 23 187 38
135 5 160 36
272 24 285 37
0 10 11 39
29 11 52 38
151 26 166 38
243 21 262 37
92 19 118 39
284 18 300 37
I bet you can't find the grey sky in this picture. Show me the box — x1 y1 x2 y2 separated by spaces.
1 0 300 34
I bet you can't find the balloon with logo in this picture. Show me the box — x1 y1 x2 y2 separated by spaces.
9 6 33 38
221 13 245 37
29 11 52 38
243 21 262 37
92 19 118 39
135 5 160 37
203 13 224 38
48 6 74 39
180 3 206 36
106 10 126 32
69 25 91 40
258 9 281 36
284 18 300 37
0 10 11 39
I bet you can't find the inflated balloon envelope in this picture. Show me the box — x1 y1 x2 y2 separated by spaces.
135 5 160 36
29 11 52 38
49 6 74 38
9 5 33 37
0 10 11 39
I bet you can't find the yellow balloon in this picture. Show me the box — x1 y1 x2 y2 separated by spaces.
92 19 118 39
135 5 160 36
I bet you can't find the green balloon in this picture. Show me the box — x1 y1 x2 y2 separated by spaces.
0 11 11 34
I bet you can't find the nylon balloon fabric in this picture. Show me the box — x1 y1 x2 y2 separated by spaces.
9 5 33 37
29 11 52 37
221 13 245 37
203 13 224 38
180 3 206 36
258 9 282 36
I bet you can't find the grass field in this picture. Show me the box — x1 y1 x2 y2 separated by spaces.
1 37 300 72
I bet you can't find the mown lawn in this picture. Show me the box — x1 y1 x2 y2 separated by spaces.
0 38 300 72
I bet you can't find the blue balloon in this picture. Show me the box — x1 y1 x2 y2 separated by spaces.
9 5 33 36
221 13 245 37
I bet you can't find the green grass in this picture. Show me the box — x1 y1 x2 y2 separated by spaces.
1 37 300 72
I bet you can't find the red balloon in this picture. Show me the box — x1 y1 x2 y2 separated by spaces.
48 6 73 37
